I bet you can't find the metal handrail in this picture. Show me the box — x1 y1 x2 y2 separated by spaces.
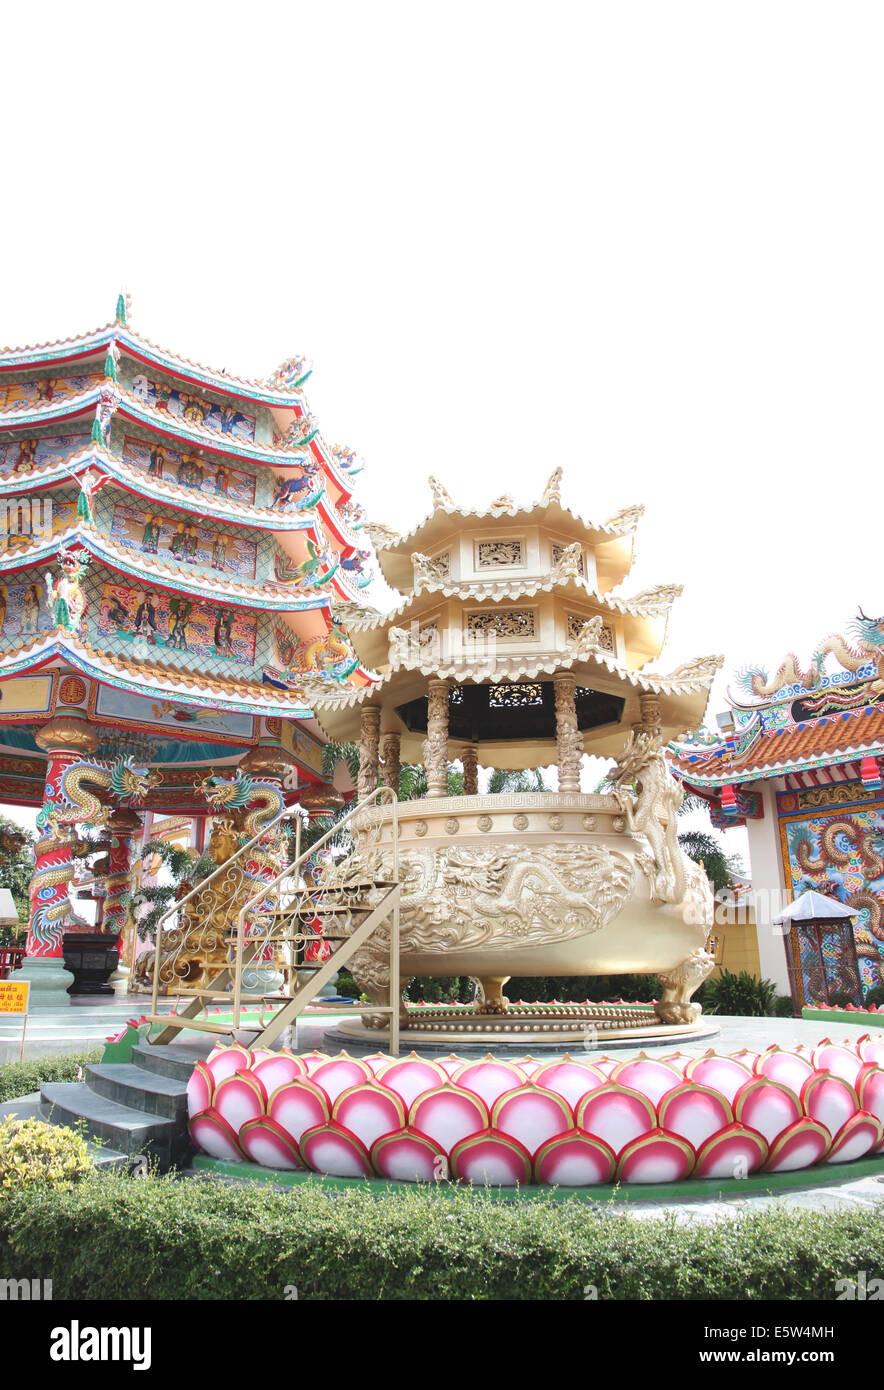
149 801 300 1018
232 785 400 1026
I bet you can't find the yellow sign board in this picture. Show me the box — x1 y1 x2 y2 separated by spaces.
0 979 30 1014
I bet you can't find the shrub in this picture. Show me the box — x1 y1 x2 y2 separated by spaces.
0 1117 93 1191
0 1051 102 1104
701 969 779 1017
774 994 795 1018
504 974 661 1004
0 1171 883 1300
864 985 884 1009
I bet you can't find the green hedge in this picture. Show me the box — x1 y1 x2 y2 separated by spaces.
0 1051 102 1104
1 1170 882 1300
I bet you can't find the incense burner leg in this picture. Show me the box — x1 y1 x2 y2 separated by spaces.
475 975 511 1014
653 948 715 1024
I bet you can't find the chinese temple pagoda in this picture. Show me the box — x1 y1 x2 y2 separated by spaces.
0 296 373 1007
669 613 884 1010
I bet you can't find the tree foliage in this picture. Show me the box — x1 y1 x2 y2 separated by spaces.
0 816 34 941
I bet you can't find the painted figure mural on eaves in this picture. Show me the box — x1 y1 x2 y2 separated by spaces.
736 610 884 700
130 373 257 442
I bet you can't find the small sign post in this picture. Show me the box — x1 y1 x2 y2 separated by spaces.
0 979 31 1060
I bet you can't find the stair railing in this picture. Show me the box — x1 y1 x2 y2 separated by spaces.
230 785 400 1052
149 803 300 1019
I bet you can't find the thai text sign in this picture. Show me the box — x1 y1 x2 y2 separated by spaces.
0 980 30 1014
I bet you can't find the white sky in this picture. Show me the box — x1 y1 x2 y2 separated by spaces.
2 1 880 864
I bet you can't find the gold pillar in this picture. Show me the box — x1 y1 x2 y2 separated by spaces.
381 732 401 792
553 672 583 793
461 744 479 796
358 706 381 802
423 678 451 798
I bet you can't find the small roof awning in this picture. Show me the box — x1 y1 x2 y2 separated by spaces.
772 889 856 925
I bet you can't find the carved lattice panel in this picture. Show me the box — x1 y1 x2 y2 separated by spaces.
465 608 536 638
476 540 523 568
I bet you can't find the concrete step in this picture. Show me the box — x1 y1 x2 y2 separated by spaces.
131 1039 214 1083
85 1063 189 1121
40 1082 187 1165
1 1093 130 1171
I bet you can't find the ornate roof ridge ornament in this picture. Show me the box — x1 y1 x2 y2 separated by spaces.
731 610 884 704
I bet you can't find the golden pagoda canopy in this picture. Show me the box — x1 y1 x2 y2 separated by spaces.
320 469 721 768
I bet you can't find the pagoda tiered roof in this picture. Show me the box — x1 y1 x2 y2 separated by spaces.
369 471 643 593
316 472 720 763
0 298 377 723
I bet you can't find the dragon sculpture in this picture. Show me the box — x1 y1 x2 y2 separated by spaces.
30 757 157 952
735 610 884 700
611 732 694 904
134 769 287 994
795 818 884 985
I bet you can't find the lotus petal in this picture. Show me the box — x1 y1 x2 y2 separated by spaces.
371 1128 447 1182
694 1124 768 1179
300 1122 371 1178
857 1065 884 1136
410 1086 488 1156
296 1050 329 1075
618 1129 695 1183
437 1055 465 1077
333 1084 406 1150
186 1061 214 1119
531 1059 607 1109
311 1056 374 1103
189 1108 243 1161
812 1041 863 1087
764 1119 831 1172
213 1071 267 1132
377 1056 449 1107
239 1117 303 1170
826 1112 882 1164
268 1078 330 1144
450 1129 532 1186
611 1056 681 1105
253 1054 307 1094
575 1084 655 1156
533 1130 616 1186
857 1034 884 1067
734 1079 801 1146
205 1044 253 1085
754 1048 814 1094
684 1054 753 1102
657 1083 732 1149
801 1073 859 1137
452 1058 529 1107
491 1085 572 1156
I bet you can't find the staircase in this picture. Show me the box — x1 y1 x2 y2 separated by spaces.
36 1040 199 1170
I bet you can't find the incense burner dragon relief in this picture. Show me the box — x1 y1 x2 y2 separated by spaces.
323 736 714 1027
